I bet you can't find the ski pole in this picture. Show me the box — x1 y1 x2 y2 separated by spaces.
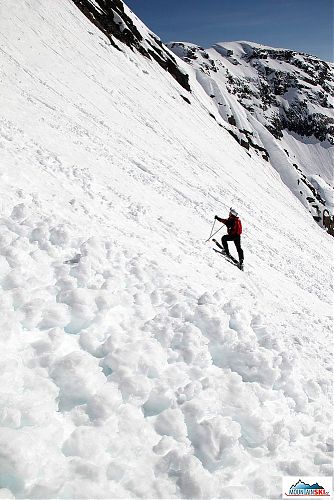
205 224 224 242
207 218 216 241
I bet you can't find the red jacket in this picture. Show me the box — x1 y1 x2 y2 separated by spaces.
217 215 242 236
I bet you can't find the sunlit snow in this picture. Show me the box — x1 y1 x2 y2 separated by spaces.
0 0 333 498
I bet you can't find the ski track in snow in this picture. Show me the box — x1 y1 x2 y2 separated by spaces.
0 0 333 498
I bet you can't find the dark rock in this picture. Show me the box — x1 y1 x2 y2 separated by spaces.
227 115 236 126
180 95 191 104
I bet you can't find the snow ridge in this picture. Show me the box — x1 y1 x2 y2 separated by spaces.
72 0 191 91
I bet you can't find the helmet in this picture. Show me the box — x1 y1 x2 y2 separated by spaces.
230 207 238 217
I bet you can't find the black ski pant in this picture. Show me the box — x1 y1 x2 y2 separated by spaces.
221 235 244 263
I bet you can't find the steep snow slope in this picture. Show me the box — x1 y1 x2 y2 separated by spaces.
168 41 334 222
71 0 191 92
0 1 333 498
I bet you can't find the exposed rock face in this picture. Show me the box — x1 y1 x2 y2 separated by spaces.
247 47 334 142
71 0 190 91
168 41 334 145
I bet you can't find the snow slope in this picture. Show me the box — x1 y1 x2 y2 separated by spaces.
0 1 333 498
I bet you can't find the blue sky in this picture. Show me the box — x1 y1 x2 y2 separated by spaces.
126 0 333 61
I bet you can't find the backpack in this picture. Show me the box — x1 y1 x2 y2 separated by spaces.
235 218 242 236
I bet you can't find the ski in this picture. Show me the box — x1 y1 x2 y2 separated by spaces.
212 248 244 270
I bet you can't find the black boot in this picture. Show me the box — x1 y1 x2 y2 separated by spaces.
213 239 231 256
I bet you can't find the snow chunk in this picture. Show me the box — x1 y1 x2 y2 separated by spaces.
154 408 188 441
50 351 106 410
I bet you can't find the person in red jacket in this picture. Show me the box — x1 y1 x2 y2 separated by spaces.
213 208 244 268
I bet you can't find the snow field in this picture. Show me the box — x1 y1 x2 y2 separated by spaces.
0 0 333 498
0 204 332 498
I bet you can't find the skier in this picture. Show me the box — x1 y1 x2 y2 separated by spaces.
213 208 244 269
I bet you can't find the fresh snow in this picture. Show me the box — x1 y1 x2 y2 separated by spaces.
0 1 333 499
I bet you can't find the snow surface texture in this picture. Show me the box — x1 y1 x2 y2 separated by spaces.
0 0 333 498
168 41 334 220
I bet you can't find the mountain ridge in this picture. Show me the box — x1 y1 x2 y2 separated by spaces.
168 39 334 225
68 0 334 227
71 0 191 91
